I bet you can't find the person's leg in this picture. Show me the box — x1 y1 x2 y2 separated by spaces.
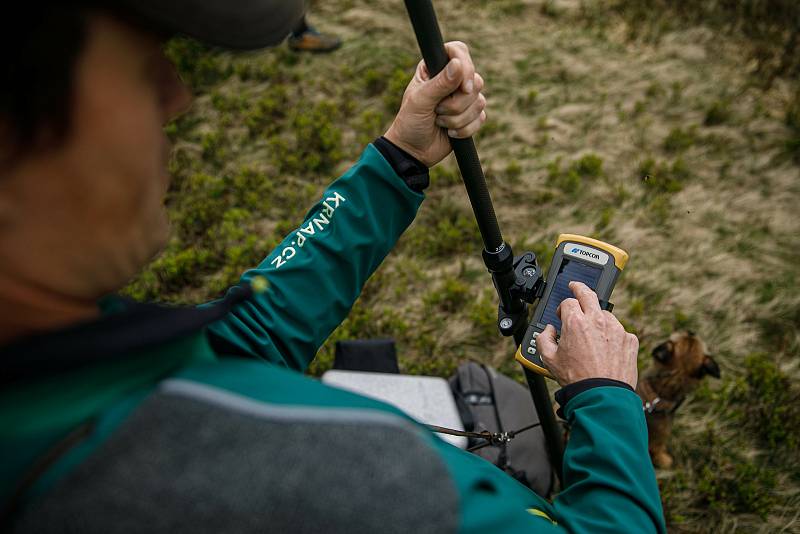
287 13 341 53
291 15 310 37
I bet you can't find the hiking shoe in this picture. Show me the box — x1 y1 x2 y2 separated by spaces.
288 28 342 53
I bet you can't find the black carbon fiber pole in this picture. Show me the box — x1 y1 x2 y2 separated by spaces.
403 0 502 253
403 0 564 489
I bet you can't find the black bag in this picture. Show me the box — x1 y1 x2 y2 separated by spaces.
449 362 552 496
333 339 400 374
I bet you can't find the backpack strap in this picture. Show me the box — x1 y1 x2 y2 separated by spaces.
480 364 510 470
448 372 476 433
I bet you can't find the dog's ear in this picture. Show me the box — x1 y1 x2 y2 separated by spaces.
701 355 721 379
652 341 673 363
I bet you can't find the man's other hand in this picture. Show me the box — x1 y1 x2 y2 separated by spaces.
537 282 639 389
384 41 486 168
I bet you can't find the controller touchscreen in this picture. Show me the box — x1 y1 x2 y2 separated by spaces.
540 259 602 331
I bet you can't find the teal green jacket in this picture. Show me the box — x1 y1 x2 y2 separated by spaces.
0 145 665 532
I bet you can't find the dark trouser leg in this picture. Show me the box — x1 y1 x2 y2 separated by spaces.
292 15 310 37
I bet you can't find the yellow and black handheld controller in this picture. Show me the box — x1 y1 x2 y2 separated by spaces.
515 234 629 379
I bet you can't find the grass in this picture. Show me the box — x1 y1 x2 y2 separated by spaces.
786 90 800 162
128 0 800 530
610 0 800 83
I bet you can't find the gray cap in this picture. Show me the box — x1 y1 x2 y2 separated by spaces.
119 0 306 49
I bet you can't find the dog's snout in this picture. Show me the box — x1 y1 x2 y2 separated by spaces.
702 355 721 379
652 342 673 362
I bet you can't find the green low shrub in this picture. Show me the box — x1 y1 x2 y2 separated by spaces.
637 157 690 194
152 247 214 293
786 90 800 163
517 89 539 111
383 68 411 114
663 126 697 152
287 100 343 175
504 160 523 182
200 131 227 166
547 153 604 194
430 164 462 187
244 87 290 137
354 109 386 147
729 353 800 452
405 200 482 258
424 277 471 313
573 154 604 177
693 427 777 519
164 37 232 91
466 296 502 345
704 99 732 126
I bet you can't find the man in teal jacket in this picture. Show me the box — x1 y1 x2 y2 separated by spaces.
0 1 665 532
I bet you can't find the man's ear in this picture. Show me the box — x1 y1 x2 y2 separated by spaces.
701 355 721 379
652 341 673 363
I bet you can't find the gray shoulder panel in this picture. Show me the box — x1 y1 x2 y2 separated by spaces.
14 380 459 534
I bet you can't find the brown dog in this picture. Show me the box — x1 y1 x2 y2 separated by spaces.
636 331 720 468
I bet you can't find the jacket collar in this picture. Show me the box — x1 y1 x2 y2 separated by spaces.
0 284 255 388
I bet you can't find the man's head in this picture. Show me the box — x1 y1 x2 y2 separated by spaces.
1 11 194 298
0 3 302 322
